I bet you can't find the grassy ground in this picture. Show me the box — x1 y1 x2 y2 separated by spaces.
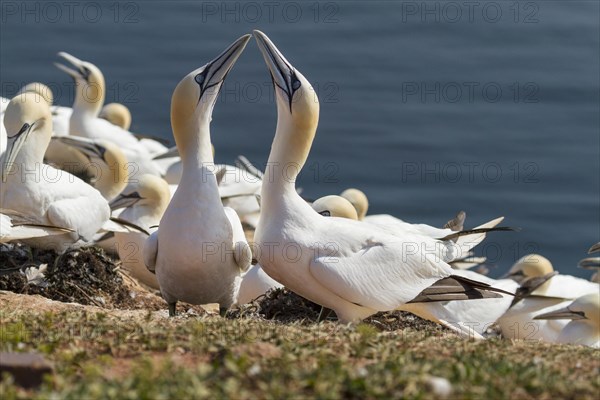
1 291 599 399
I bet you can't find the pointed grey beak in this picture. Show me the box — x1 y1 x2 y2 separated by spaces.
54 52 89 81
500 270 524 280
534 306 586 321
578 257 600 270
589 242 600 254
253 30 300 112
196 34 251 101
2 122 35 182
109 192 142 210
153 146 180 160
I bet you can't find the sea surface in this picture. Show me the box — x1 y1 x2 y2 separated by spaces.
1 1 598 277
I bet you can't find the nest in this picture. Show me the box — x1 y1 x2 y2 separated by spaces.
229 288 449 332
0 243 163 310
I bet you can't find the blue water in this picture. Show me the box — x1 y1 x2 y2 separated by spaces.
1 1 598 277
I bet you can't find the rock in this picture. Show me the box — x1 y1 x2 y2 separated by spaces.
425 376 452 397
0 352 53 388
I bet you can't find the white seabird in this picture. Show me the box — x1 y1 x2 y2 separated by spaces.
0 93 110 252
54 52 162 175
109 174 171 289
143 35 253 315
252 30 508 324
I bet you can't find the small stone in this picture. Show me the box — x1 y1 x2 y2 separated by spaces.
247 364 261 376
0 352 53 389
425 376 452 398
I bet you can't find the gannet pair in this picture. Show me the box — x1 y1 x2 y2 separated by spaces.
252 30 510 323
1 93 110 252
497 254 599 342
144 35 253 315
54 52 164 176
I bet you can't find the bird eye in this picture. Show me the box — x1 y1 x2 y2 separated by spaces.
292 79 301 90
195 73 206 86
319 210 331 217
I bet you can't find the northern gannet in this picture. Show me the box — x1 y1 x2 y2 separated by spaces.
497 254 600 342
311 195 359 219
0 93 110 252
54 52 162 175
340 188 369 220
534 293 599 347
252 30 508 323
109 174 171 289
144 35 253 316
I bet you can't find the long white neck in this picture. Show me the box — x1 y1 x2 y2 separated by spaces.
175 114 214 169
72 79 105 118
171 111 223 208
262 110 316 209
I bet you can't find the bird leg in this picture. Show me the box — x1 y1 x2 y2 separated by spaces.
317 307 334 322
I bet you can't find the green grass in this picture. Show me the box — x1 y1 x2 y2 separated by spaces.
1 306 599 399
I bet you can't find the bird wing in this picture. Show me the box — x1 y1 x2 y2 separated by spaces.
143 231 159 273
309 237 453 311
224 207 252 272
0 212 73 242
46 196 109 242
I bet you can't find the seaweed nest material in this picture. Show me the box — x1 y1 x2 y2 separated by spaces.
0 243 163 310
229 288 453 333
